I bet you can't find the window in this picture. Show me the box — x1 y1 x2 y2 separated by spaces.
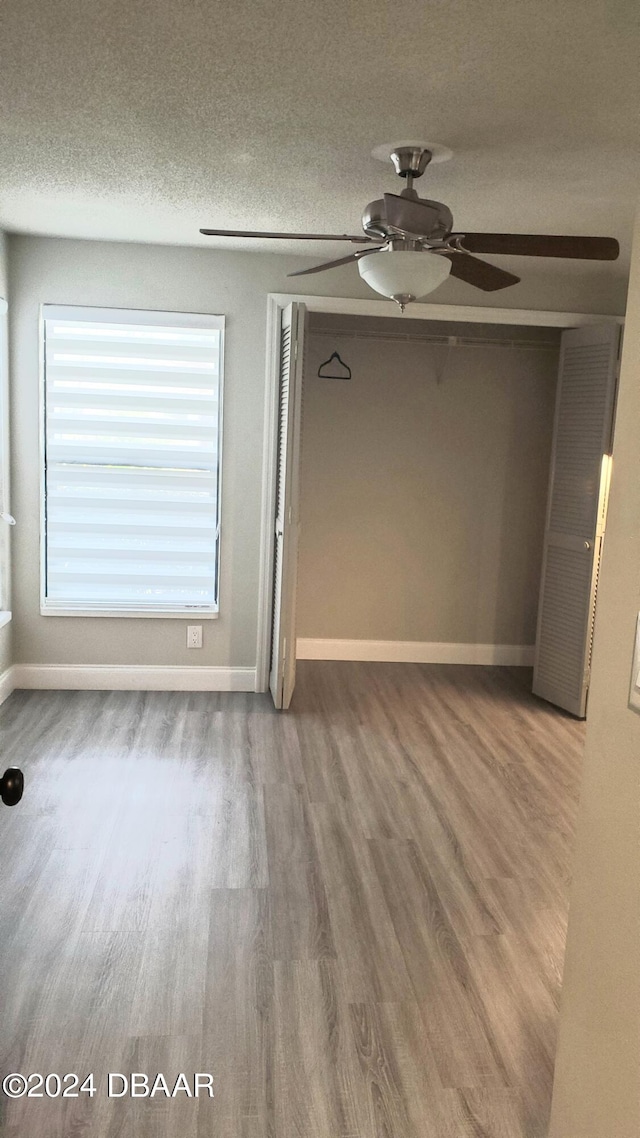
41 305 224 616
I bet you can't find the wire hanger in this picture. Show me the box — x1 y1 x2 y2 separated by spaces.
317 351 352 380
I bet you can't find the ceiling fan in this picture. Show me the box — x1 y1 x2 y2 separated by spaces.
200 144 620 311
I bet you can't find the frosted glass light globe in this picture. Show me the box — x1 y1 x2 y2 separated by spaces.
358 249 451 304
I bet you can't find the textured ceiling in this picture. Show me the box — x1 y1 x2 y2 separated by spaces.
1 0 639 278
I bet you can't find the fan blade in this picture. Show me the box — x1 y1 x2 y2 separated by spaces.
444 252 520 291
455 232 619 260
288 248 381 278
199 228 379 243
383 194 443 237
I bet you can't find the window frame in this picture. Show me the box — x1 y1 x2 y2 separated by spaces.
39 303 225 618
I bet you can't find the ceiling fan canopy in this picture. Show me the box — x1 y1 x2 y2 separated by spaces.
200 144 620 311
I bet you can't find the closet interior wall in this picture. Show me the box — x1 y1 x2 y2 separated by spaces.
297 314 562 652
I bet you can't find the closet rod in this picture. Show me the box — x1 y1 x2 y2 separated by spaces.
312 329 558 351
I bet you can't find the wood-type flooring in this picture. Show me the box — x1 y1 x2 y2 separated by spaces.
0 663 584 1137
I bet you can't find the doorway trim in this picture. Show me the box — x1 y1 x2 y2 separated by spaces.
255 293 623 691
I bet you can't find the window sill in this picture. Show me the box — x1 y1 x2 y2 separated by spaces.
0 611 11 630
40 608 219 620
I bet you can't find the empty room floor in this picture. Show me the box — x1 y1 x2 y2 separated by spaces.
0 662 584 1138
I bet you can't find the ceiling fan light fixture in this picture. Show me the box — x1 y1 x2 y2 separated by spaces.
358 249 451 308
200 145 619 295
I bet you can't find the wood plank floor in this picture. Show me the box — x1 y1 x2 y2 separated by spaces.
0 663 584 1137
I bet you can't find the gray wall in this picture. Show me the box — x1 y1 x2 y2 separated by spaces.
8 236 373 670
0 232 12 673
7 235 627 670
548 212 640 1138
297 319 559 645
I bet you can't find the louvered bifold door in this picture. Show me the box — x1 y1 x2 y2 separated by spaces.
269 302 306 710
533 323 620 717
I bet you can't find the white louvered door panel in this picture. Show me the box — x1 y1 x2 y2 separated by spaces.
269 302 306 710
533 323 620 717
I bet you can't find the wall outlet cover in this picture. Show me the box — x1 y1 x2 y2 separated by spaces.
187 625 203 649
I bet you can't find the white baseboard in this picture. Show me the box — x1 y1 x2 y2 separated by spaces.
10 665 258 693
0 647 533 703
296 639 535 666
0 664 16 706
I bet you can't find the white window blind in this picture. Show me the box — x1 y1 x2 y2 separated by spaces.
42 306 224 615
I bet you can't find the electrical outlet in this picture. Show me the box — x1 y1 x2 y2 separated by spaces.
187 625 203 649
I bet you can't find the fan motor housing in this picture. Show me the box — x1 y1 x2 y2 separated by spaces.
362 197 454 241
361 198 388 239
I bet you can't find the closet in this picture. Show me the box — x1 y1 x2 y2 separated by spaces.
268 305 619 716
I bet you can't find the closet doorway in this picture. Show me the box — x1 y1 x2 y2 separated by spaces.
258 296 621 715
